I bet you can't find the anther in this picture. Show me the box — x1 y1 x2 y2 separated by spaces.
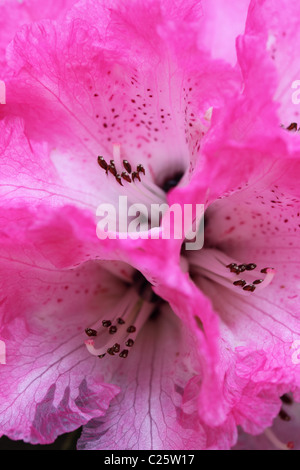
117 318 125 325
127 325 136 333
121 171 131 183
108 165 117 177
132 171 141 182
113 343 120 353
226 263 237 269
233 280 247 287
137 164 145 175
115 174 123 186
253 279 263 285
98 354 106 359
246 263 257 271
107 348 115 356
85 328 97 337
97 156 108 172
243 284 256 292
279 409 291 422
123 160 132 173
287 122 298 131
119 350 129 358
109 325 117 334
280 394 293 405
226 263 240 274
102 320 112 327
238 264 247 272
125 339 134 347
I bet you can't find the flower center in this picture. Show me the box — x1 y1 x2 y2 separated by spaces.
187 248 275 295
84 272 161 359
161 171 184 193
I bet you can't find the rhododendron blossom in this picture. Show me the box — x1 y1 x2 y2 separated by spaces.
0 0 300 451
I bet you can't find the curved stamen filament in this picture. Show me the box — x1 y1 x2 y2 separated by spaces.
264 428 294 451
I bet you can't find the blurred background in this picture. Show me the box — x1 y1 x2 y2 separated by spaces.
0 428 82 450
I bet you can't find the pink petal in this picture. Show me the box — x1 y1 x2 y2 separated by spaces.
235 400 300 450
243 0 300 127
3 0 240 207
0 259 121 443
78 307 237 450
199 0 251 65
0 0 76 70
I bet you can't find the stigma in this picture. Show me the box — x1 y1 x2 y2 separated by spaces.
187 248 275 296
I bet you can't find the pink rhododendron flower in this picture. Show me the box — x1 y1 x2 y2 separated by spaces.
0 0 300 451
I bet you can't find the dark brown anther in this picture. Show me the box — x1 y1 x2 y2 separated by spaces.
97 156 108 171
246 263 257 271
132 171 141 182
253 279 263 285
108 165 117 177
127 325 136 333
98 354 106 359
280 394 293 405
121 171 131 183
107 348 115 356
226 263 237 269
123 160 132 173
115 174 123 186
102 320 112 328
233 280 247 287
125 339 134 347
119 350 129 358
238 264 247 272
110 160 116 167
230 266 240 274
85 328 97 337
287 122 298 131
226 263 240 273
117 318 125 324
113 343 120 353
109 325 117 334
279 409 291 422
243 284 256 292
137 164 145 175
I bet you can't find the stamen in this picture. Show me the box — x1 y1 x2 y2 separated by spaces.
280 394 293 405
279 409 291 422
119 350 129 358
123 160 132 174
115 174 123 186
286 122 298 131
121 171 131 183
264 428 294 451
85 328 97 337
108 163 117 177
84 288 154 359
97 144 167 211
188 248 275 296
243 284 256 292
137 164 145 175
97 156 108 172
